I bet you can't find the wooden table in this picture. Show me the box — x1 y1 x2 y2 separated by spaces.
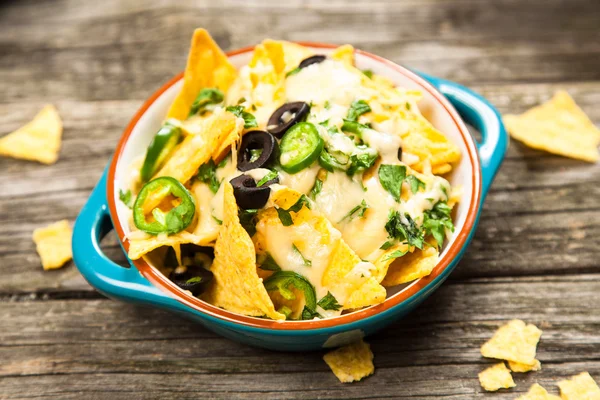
1 1 599 398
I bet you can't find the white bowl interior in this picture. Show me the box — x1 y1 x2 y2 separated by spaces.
114 47 475 293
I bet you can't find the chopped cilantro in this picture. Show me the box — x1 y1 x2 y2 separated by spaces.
423 201 454 248
301 305 322 320
406 175 426 194
189 88 224 117
380 241 394 250
276 194 312 226
225 105 258 129
238 208 259 237
249 148 263 163
256 170 278 187
385 210 425 249
292 243 312 266
406 102 411 110
346 150 378 176
317 292 342 311
119 189 133 208
383 249 408 261
286 67 301 77
339 200 369 223
197 159 221 194
237 97 247 105
309 176 324 199
186 276 205 284
324 100 331 109
212 215 223 225
276 208 294 226
362 69 374 79
378 164 407 202
259 253 281 272
346 100 371 122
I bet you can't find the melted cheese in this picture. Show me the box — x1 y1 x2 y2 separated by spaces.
278 163 321 194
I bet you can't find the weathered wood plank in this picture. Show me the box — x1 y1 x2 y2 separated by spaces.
1 276 599 399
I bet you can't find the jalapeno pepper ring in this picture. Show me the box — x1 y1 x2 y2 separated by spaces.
140 122 182 182
133 176 196 235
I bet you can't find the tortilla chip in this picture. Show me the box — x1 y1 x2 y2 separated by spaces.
509 359 542 373
504 91 600 162
344 276 386 310
0 105 62 164
557 372 600 400
478 363 516 392
32 220 72 270
323 340 374 383
432 163 452 175
516 383 561 400
128 231 207 260
277 40 314 72
203 182 284 320
155 111 240 184
381 246 439 287
167 29 238 121
481 320 542 365
331 44 355 66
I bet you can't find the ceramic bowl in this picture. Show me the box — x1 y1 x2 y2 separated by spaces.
73 43 508 351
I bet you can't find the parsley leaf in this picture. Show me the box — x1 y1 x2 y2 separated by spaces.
276 194 312 226
423 201 454 248
238 208 259 237
286 67 301 77
186 276 205 284
380 241 394 250
301 305 322 320
189 88 224 117
309 175 325 199
119 189 133 208
249 148 263 163
257 170 278 187
385 210 425 249
406 175 426 194
346 100 371 122
276 208 294 226
339 200 369 222
212 215 223 225
259 253 281 271
197 159 221 194
383 249 408 261
225 105 258 129
317 292 342 311
378 164 407 202
362 69 374 79
292 243 312 266
346 150 378 176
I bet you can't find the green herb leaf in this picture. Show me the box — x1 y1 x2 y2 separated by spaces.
278 306 293 319
189 88 224 117
362 69 374 79
276 195 311 226
186 276 205 284
383 249 409 261
317 291 342 311
238 208 259 237
249 148 263 163
423 201 454 248
406 102 411 111
292 243 312 266
346 151 378 176
286 67 301 77
259 253 282 272
385 210 425 249
380 241 394 250
324 100 331 109
301 305 322 320
119 189 133 208
346 100 371 122
309 176 325 199
237 97 247 105
339 200 369 223
212 215 223 225
406 175 426 194
225 105 258 129
256 170 278 187
378 164 406 201
197 159 221 194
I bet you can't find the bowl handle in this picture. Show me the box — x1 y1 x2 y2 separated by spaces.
72 167 182 308
418 73 508 201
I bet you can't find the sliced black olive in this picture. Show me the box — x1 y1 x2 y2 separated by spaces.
172 267 213 296
299 55 326 69
237 130 279 171
267 102 310 138
230 174 279 210
397 146 403 162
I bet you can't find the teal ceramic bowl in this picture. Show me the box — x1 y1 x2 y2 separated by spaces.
73 43 508 351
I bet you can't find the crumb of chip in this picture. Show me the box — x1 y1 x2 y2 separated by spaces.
478 362 516 392
32 220 72 270
515 383 561 400
481 319 542 365
509 359 542 373
557 372 600 400
0 104 63 164
323 339 374 383
504 91 600 162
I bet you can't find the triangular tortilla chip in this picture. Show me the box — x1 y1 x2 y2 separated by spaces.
558 372 600 400
323 340 374 383
381 246 439 287
515 383 561 400
480 320 542 365
166 29 238 120
478 363 516 392
32 220 72 270
128 231 207 261
203 182 284 320
504 91 600 162
0 105 62 164
330 44 355 66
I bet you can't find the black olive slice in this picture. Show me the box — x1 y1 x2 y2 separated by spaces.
172 267 213 296
237 130 279 171
267 102 310 138
299 55 326 69
397 146 403 162
230 174 279 210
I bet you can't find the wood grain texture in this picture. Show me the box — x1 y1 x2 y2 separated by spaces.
0 0 599 398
